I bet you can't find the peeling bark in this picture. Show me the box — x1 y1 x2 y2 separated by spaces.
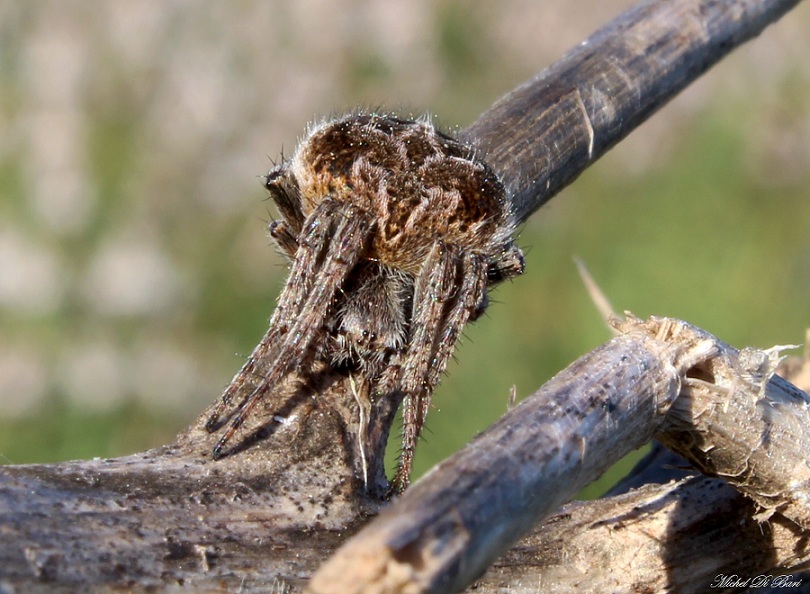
307 316 810 593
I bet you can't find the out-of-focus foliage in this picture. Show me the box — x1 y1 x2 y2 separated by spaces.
1 1 809 497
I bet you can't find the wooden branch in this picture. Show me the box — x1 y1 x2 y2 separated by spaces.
0 367 379 593
307 316 810 593
1 0 806 592
460 0 802 223
641 324 810 529
472 476 803 593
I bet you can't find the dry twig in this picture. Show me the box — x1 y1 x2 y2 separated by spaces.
307 316 810 593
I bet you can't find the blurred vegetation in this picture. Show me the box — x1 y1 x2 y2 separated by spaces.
1 1 809 499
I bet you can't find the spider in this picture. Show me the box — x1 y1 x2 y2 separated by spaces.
205 112 524 493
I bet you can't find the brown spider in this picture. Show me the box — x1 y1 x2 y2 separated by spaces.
205 113 524 493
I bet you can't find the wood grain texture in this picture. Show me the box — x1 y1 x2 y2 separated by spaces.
0 366 379 593
460 0 802 223
307 329 685 594
307 315 810 593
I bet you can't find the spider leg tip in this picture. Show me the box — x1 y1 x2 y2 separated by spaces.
211 442 226 460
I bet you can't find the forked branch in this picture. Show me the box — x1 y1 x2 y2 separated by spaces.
307 316 810 593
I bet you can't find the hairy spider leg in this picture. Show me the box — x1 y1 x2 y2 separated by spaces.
264 168 306 239
487 242 526 283
204 332 274 433
204 210 332 432
204 170 308 432
416 251 488 431
207 200 371 456
388 243 488 493
268 218 300 259
376 243 450 493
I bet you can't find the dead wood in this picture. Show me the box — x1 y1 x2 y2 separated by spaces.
461 0 803 224
306 316 810 593
471 476 799 593
1 0 807 593
0 366 379 593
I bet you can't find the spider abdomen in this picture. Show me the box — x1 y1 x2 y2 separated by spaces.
290 113 512 274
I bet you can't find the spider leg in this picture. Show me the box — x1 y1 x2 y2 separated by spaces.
265 166 306 237
269 218 300 259
487 242 525 284
416 251 488 430
393 243 455 492
204 330 274 432
390 243 488 493
205 170 307 432
205 206 333 432
207 200 372 457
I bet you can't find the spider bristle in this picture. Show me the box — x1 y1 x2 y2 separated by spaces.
485 294 504 306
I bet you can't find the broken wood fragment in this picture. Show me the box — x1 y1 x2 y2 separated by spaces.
307 316 810 593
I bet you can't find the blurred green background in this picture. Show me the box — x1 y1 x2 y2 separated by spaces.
1 1 809 499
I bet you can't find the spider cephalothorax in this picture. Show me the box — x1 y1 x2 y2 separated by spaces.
206 113 524 493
